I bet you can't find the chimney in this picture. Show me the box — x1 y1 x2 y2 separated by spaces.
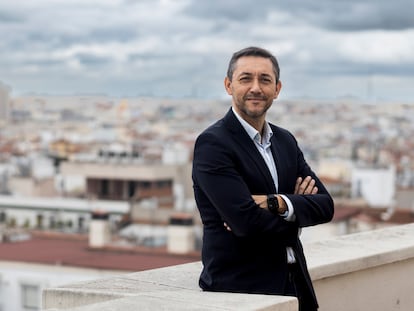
89 211 110 248
167 213 194 254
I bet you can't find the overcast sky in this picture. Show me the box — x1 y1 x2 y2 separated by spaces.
1 0 414 101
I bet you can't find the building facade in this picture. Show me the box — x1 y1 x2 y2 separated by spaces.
0 81 11 123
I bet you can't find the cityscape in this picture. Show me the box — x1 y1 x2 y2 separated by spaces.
1 0 414 308
0 81 414 310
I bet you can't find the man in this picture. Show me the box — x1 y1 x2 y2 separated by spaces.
192 46 334 311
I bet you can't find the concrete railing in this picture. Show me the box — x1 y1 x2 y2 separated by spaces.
43 223 414 311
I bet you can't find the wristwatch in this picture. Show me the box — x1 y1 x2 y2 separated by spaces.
267 194 279 214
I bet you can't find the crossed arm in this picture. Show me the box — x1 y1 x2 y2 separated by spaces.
224 176 317 231
252 176 318 212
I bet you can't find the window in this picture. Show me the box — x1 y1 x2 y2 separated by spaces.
139 181 152 189
78 216 85 232
101 179 109 196
0 211 6 223
155 180 172 188
36 214 43 229
49 215 56 229
21 284 40 310
128 181 136 198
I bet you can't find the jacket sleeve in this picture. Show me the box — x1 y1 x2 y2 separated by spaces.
282 133 335 228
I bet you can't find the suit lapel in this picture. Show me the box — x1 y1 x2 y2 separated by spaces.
269 125 290 194
270 134 282 193
223 109 276 193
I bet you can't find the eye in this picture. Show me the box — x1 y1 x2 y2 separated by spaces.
239 76 251 82
260 77 272 83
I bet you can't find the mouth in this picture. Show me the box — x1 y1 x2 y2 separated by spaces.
245 97 266 102
245 93 267 100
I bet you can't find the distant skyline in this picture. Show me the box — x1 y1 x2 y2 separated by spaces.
1 0 414 102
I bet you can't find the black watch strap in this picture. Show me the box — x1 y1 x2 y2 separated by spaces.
267 194 279 214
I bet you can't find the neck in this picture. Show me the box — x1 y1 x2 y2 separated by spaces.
232 106 266 133
247 117 265 134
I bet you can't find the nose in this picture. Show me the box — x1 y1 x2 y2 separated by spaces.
249 77 262 93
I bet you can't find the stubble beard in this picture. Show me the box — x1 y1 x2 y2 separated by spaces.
237 96 272 119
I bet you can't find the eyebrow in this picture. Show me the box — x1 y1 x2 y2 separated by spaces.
238 72 274 79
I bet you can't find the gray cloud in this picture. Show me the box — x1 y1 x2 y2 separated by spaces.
183 0 414 31
183 0 270 21
297 1 414 31
0 10 24 23
76 53 113 66
0 0 413 101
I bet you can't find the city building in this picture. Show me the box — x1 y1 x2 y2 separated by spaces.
0 230 199 311
0 81 11 124
1 93 414 310
60 148 194 213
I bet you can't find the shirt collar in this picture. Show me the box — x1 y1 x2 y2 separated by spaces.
232 107 273 144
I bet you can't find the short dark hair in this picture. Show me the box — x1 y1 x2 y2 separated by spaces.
226 46 280 83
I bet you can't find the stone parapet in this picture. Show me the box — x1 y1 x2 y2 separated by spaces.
43 223 414 311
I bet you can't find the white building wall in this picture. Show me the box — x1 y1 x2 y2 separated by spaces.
0 261 127 311
162 143 189 165
0 207 91 231
351 166 396 207
0 196 128 231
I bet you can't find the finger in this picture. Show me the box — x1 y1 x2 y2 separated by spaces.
298 176 312 194
304 179 316 194
311 186 318 194
294 177 303 194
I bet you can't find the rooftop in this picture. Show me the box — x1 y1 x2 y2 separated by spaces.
0 231 200 272
0 195 129 214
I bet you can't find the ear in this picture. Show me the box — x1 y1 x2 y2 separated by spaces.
224 77 232 95
273 80 282 99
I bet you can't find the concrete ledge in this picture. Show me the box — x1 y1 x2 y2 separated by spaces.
305 223 414 280
45 291 297 311
43 262 298 310
43 223 414 311
308 223 414 311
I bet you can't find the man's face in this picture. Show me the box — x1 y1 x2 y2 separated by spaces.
224 56 281 121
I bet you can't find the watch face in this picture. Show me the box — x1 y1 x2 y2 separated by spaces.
267 195 278 213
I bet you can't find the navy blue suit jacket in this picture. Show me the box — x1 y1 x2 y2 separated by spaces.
192 108 334 302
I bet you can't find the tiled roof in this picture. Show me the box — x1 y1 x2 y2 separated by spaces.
332 205 414 225
0 231 200 272
332 206 361 222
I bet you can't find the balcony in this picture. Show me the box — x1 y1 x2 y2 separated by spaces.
43 223 414 310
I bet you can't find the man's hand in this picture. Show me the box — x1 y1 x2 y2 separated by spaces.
294 176 318 195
